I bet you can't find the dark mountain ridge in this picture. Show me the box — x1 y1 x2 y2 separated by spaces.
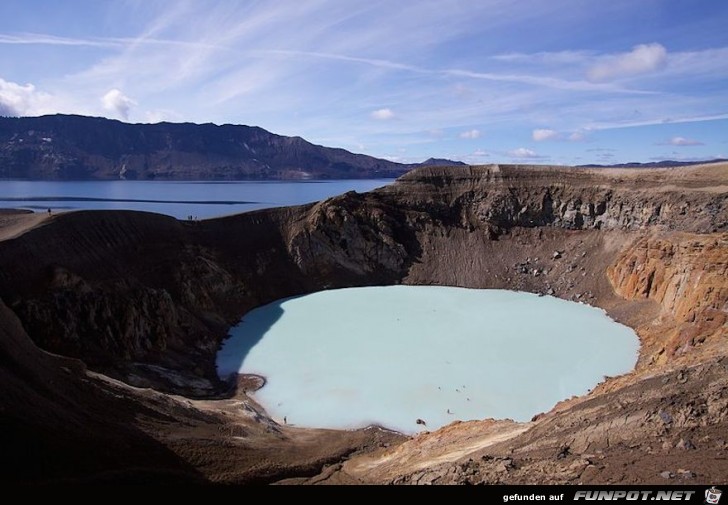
0 114 412 180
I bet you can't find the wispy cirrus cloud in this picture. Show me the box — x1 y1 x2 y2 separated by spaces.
0 32 120 47
0 32 666 97
585 113 728 131
491 50 590 65
443 68 645 94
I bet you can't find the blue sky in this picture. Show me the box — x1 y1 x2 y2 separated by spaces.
0 0 727 165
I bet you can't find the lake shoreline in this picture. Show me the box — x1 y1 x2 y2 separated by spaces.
218 286 640 435
0 178 396 219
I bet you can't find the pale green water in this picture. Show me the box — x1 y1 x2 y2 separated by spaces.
217 286 639 434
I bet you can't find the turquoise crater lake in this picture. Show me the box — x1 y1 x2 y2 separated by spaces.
216 286 639 434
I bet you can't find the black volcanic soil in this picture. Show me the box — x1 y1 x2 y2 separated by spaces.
0 162 726 484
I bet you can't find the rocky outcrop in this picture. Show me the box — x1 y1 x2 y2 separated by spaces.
287 192 417 282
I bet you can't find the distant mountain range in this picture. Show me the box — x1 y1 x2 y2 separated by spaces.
579 159 727 168
1 114 721 180
0 114 460 180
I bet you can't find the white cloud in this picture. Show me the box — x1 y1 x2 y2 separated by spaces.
102 89 136 120
532 128 559 141
509 147 541 159
0 77 55 116
459 129 481 139
371 108 395 120
587 43 667 82
658 136 704 146
472 149 489 157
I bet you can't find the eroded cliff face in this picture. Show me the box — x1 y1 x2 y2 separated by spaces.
608 234 728 366
385 164 727 233
287 192 415 282
0 162 726 484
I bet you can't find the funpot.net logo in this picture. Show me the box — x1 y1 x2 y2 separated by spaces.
573 490 696 501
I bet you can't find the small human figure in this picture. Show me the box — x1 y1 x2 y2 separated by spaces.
47 208 51 216
284 416 287 425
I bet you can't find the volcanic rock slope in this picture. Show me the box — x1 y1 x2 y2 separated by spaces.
0 162 726 484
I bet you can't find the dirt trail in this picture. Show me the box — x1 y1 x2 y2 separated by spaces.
0 211 51 242
342 420 529 482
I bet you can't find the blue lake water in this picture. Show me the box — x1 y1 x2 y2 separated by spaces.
217 286 640 435
0 179 394 219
